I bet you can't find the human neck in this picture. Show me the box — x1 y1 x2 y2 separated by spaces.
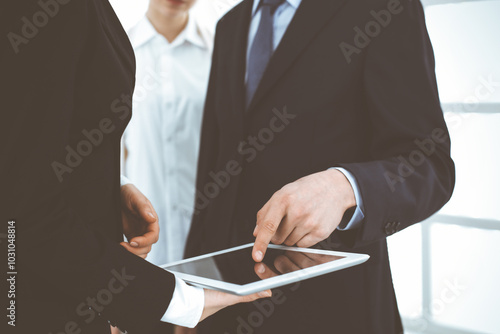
146 7 189 43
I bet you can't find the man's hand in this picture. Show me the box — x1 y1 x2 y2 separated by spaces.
252 169 356 262
200 289 272 322
120 184 159 259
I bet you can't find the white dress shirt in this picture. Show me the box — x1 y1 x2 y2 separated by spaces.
122 15 213 328
247 0 365 229
124 15 212 265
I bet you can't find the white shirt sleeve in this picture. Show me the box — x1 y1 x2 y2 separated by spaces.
161 277 205 328
331 168 365 230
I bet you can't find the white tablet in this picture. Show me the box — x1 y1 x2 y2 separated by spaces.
161 243 369 295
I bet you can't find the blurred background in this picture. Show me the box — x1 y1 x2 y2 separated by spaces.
109 0 500 333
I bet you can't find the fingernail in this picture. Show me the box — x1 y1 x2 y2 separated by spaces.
257 263 265 274
147 212 155 219
130 241 139 247
255 251 263 261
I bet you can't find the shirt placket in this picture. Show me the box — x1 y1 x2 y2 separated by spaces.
160 43 177 216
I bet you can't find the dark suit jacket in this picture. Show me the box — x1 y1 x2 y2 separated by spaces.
185 0 455 333
1 1 174 333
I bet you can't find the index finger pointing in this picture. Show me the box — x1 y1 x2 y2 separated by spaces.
252 200 286 262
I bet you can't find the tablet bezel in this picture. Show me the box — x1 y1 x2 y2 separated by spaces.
160 243 370 295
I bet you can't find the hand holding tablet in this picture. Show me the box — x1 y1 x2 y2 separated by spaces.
200 288 272 322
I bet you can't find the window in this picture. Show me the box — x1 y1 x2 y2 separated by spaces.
388 1 500 333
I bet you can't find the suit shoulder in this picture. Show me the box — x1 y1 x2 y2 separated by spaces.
2 0 91 58
348 0 425 31
217 0 249 29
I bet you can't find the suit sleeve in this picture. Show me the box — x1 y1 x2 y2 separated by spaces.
1 1 175 333
336 0 455 245
185 22 222 258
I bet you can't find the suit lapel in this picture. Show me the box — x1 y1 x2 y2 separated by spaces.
246 0 348 112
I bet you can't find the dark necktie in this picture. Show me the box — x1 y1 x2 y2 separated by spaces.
246 0 285 108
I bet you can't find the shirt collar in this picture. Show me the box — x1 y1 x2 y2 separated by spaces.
128 14 210 50
251 0 302 15
128 16 157 49
180 15 210 49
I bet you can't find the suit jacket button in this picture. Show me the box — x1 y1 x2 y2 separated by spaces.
391 222 398 234
384 223 393 235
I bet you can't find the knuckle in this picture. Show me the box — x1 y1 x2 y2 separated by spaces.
262 221 277 234
281 183 294 192
272 235 285 245
270 190 282 202
314 226 331 240
282 191 293 204
291 206 305 219
256 210 265 221
296 239 308 248
277 188 291 204
303 219 316 230
138 198 148 208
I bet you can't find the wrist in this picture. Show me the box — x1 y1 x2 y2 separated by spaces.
325 169 356 211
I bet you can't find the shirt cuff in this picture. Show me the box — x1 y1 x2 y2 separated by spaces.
120 175 132 187
331 168 365 230
161 277 205 328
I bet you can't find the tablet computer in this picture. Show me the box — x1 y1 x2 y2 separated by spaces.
161 243 369 295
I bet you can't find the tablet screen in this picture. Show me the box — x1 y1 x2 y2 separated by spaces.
165 246 344 285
